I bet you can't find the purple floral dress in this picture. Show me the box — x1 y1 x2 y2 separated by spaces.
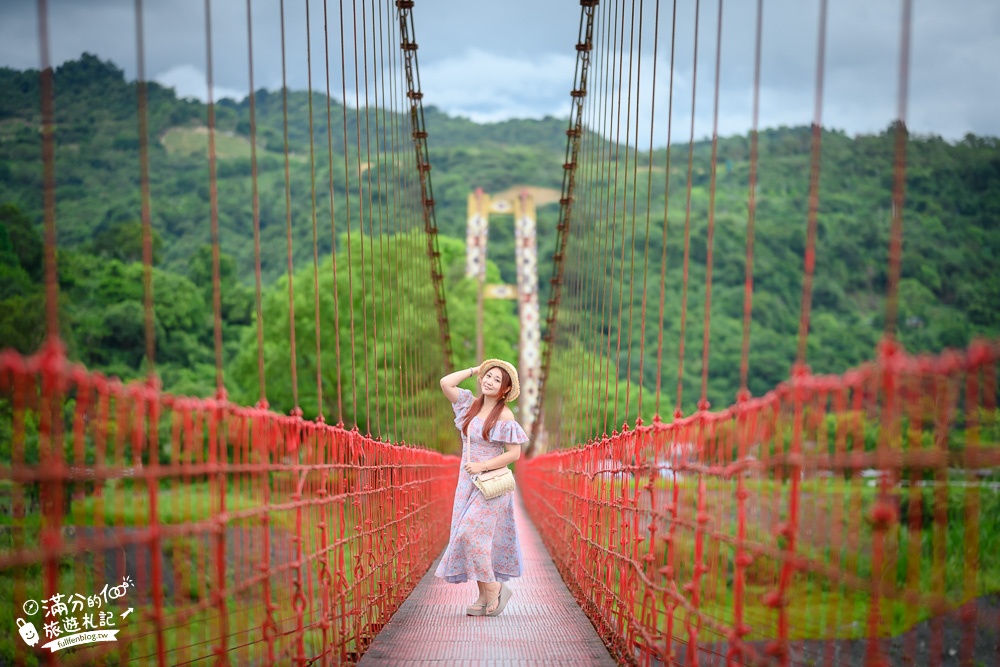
434 388 527 584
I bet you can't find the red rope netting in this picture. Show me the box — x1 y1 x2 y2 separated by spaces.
0 0 455 665
523 0 1000 665
0 344 455 666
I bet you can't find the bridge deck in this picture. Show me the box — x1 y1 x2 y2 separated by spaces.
358 490 617 666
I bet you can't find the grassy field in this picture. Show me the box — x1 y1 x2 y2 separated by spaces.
160 126 254 160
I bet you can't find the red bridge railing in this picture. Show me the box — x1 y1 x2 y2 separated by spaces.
0 341 457 665
520 339 999 666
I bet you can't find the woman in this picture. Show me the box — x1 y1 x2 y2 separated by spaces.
435 358 528 617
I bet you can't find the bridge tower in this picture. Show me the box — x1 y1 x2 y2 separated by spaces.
466 188 540 436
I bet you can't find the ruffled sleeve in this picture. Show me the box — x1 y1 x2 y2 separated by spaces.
451 388 475 430
489 419 529 446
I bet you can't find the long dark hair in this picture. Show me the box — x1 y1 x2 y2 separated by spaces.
461 367 512 439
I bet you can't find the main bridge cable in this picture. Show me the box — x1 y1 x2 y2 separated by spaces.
529 0 599 453
396 0 453 372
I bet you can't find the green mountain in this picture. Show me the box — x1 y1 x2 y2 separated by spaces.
1 54 999 418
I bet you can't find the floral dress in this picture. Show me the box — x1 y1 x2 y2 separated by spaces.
434 388 528 584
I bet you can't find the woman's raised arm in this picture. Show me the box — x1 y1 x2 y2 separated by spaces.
440 365 478 403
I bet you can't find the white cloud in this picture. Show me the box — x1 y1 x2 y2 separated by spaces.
419 49 577 122
154 64 245 103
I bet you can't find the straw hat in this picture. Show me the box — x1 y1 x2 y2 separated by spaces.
478 358 520 402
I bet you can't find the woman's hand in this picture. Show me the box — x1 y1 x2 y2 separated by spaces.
440 365 480 402
464 461 487 475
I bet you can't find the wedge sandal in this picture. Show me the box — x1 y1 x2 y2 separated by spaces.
484 582 513 617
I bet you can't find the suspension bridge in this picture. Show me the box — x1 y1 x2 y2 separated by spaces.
1 0 998 665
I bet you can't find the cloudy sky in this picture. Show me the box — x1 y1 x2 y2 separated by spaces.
1 0 998 144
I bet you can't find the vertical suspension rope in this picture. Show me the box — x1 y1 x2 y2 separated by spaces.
374 0 395 438
654 0 678 418
615 0 639 427
135 0 156 378
576 16 601 444
773 4 828 664
279 0 301 413
133 3 167 661
246 0 267 408
739 0 763 401
605 0 627 431
698 0 724 412
884 0 912 340
37 0 59 343
637 0 663 425
795 0 829 368
597 0 618 436
35 2 64 664
623 0 646 424
590 0 615 441
386 0 406 439
204 0 225 400
393 6 416 435
338 0 360 423
581 32 603 444
545 0 597 449
569 17 597 446
599 0 623 436
202 1 231 660
360 0 383 438
558 3 585 448
305 0 325 423
675 0 701 418
322 0 344 424
730 2 764 664
350 0 373 434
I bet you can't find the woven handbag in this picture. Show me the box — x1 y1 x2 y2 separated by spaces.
473 466 516 500
461 430 516 499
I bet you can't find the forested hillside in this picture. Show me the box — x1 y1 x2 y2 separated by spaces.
1 54 998 420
